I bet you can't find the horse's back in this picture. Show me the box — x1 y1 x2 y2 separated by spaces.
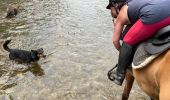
133 50 170 100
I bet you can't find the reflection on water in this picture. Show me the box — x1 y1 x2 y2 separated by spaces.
11 63 45 77
0 0 147 100
22 63 45 77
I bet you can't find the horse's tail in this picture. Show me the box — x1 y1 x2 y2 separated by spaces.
3 39 11 52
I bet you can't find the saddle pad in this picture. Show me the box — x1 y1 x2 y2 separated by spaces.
132 44 160 69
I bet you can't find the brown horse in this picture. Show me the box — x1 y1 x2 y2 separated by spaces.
122 49 170 100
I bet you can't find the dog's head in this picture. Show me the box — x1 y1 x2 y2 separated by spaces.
31 48 46 59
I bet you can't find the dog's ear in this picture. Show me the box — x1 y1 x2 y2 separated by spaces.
31 50 36 52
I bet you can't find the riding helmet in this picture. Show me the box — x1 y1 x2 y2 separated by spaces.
106 0 127 9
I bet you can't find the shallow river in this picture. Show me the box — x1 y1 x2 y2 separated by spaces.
0 0 148 100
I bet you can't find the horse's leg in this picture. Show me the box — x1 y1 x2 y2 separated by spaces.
150 97 154 100
122 69 134 100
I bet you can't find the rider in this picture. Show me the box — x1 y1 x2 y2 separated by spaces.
107 0 170 85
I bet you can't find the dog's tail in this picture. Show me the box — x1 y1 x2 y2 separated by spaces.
3 39 11 52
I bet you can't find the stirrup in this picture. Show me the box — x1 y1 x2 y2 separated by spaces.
107 64 118 81
107 64 125 86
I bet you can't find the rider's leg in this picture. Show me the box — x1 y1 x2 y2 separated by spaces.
124 17 170 45
111 17 170 85
113 42 136 85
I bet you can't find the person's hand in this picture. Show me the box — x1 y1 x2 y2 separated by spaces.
112 40 121 51
112 34 121 51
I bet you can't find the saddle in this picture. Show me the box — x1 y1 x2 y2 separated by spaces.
132 25 170 69
144 25 170 54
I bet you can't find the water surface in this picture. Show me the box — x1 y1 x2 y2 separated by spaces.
0 0 147 100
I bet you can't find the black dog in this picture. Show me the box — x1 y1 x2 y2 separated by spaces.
3 40 46 63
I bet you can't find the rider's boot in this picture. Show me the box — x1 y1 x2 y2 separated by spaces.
111 42 136 86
